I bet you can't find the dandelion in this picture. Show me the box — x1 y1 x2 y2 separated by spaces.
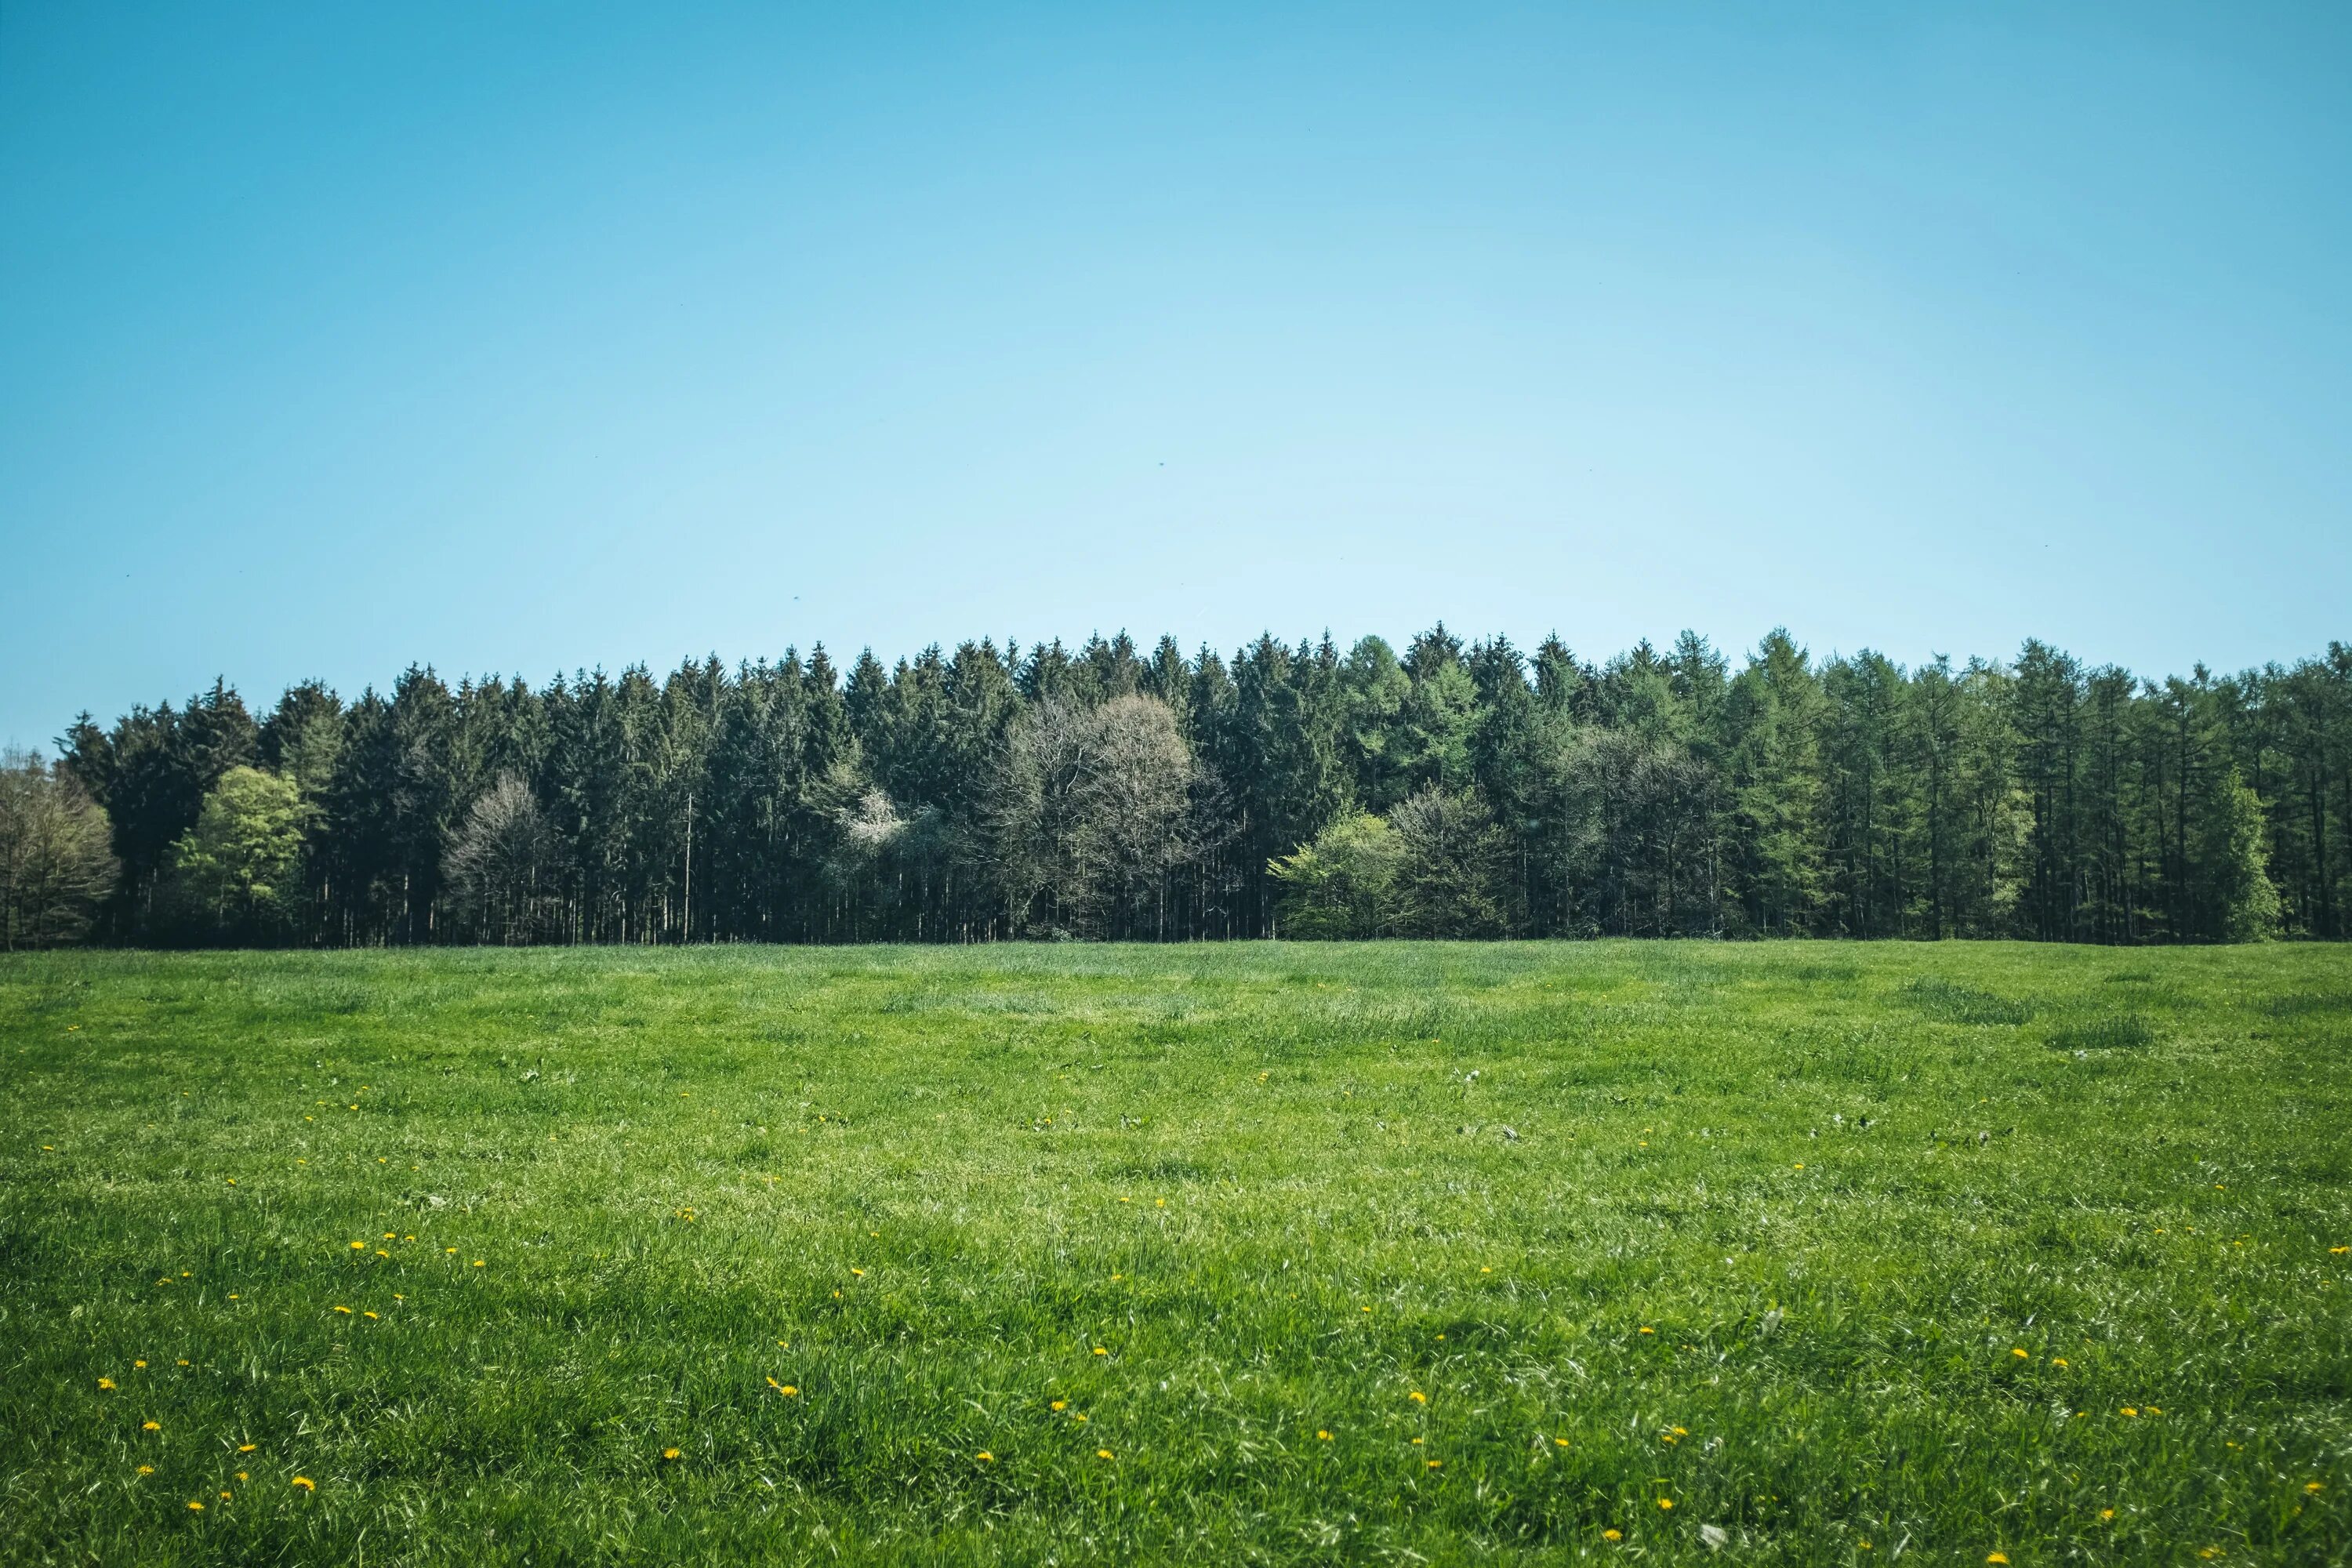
1554 1437 1570 1447
446 1247 457 1254
236 1472 248 1482
1409 1391 1426 1404
2120 1406 2138 1417
1639 1327 1655 1335
176 1359 189 1367
472 1260 485 1268
851 1268 865 1277
134 1360 147 1369
662 1447 681 1461
1317 1430 1332 1441
97 1377 115 1391
137 1465 154 1475
2100 1509 2115 1520
187 1501 204 1512
363 1311 379 1319
780 1385 798 1396
2010 1348 2028 1359
350 1242 365 1250
1427 1459 1442 1469
1987 1555 2009 1565
375 1250 389 1258
976 1451 994 1461
2307 1483 2325 1494
1097 1449 1113 1460
333 1306 353 1315
1051 1400 1068 1411
1093 1347 1108 1356
292 1476 314 1490
2052 1357 2068 1367
2332 1246 2348 1255
220 1490 232 1500
1658 1498 1674 1511
238 1444 256 1453
143 1421 161 1432
1602 1529 1622 1541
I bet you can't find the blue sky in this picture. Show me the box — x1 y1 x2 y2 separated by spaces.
3 2 2347 748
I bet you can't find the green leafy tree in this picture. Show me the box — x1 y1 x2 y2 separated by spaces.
2203 767 2281 942
172 766 308 937
1269 812 1404 938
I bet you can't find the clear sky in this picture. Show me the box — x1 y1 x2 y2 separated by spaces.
3 2 2347 750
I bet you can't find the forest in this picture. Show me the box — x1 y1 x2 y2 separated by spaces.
3 626 2348 949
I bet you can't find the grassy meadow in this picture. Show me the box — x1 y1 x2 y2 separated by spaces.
2 941 2348 1566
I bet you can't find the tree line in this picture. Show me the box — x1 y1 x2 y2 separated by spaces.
5 627 2347 949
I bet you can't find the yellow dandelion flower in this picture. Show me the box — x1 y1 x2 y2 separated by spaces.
350 1242 365 1251
2120 1406 2138 1417
472 1260 485 1268
1658 1498 1674 1511
137 1465 154 1475
1602 1528 1622 1541
187 1500 204 1512
97 1377 115 1391
1051 1400 1067 1411
976 1451 994 1461
1316 1430 1333 1440
2010 1348 2028 1359
176 1359 189 1367
1093 1347 1108 1356
220 1490 232 1501
2052 1357 2068 1367
1409 1391 1427 1404
238 1443 256 1453
134 1360 147 1369
2100 1508 2115 1520
332 1306 352 1315
143 1421 161 1431
662 1447 681 1461
1097 1448 1114 1460
1427 1459 1442 1469
375 1250 388 1258
1987 1556 2009 1565
292 1476 314 1490
2332 1246 2348 1255
236 1472 248 1482
363 1311 379 1319
1555 1437 1570 1447
780 1385 798 1396
1639 1327 1655 1335
2307 1483 2325 1494
851 1268 865 1277
383 1233 396 1240
445 1247 457 1254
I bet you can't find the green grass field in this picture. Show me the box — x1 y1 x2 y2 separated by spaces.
2 942 2348 1566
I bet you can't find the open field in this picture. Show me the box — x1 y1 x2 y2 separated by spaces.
2 942 2348 1566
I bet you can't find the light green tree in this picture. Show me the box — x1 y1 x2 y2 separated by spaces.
1269 812 1405 938
173 766 308 935
2204 768 2281 942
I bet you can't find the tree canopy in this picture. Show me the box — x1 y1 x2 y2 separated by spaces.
49 628 2352 946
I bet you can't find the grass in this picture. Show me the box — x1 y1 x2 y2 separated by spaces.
1 940 2347 1566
